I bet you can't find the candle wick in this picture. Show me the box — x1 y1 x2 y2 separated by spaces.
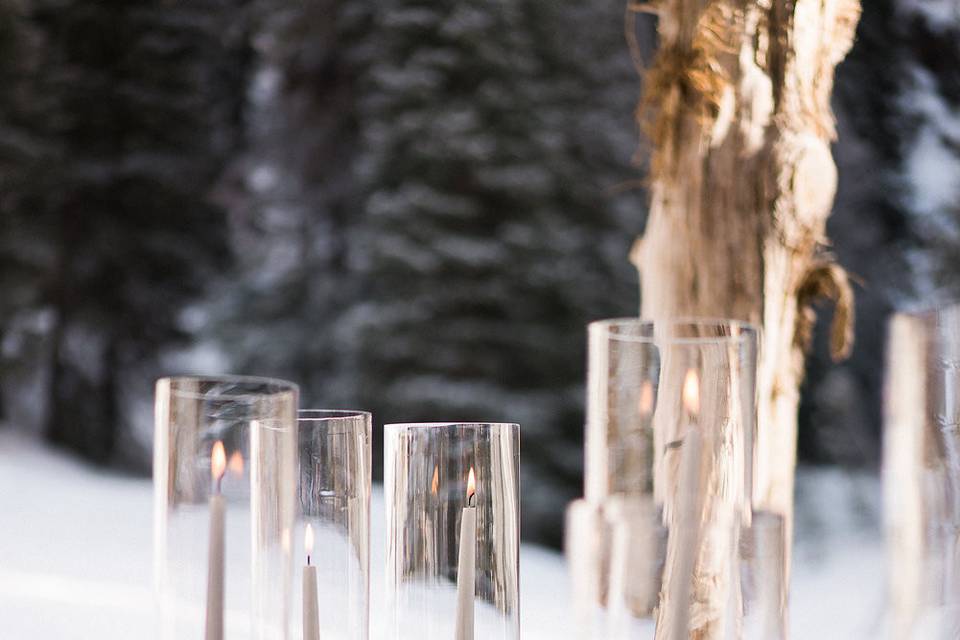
216 474 223 495
468 492 476 508
307 554 311 566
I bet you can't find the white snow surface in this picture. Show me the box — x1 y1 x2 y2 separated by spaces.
0 431 883 639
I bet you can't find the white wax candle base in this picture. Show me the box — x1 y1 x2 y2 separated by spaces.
304 564 320 640
454 505 476 640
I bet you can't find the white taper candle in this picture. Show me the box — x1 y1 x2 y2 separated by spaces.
666 370 702 640
205 441 227 640
303 523 320 640
455 467 477 640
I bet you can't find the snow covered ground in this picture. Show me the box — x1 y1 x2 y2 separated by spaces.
0 431 883 639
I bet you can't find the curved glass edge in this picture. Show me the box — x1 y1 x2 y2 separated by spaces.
384 422 520 432
298 410 372 436
891 304 960 354
156 374 299 400
892 301 960 321
299 409 372 420
588 317 759 346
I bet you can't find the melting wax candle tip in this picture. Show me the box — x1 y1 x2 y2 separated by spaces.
210 441 227 492
682 368 700 415
467 467 476 506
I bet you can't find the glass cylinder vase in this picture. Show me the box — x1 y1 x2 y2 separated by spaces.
884 306 960 638
565 496 663 640
295 410 372 640
154 375 299 640
384 422 520 640
566 491 784 639
574 318 761 638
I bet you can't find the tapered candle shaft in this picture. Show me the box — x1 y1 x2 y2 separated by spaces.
668 427 701 640
303 564 320 640
205 493 226 640
455 469 477 640
455 505 476 640
657 371 703 640
206 441 227 640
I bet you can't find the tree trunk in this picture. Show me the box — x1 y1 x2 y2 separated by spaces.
632 0 860 635
45 204 76 453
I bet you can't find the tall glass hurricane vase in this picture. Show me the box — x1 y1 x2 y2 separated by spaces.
567 319 774 639
296 410 371 640
154 376 299 640
384 422 520 640
884 306 960 639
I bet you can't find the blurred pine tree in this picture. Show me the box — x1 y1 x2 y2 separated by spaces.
352 0 644 543
893 1 960 296
0 0 54 428
203 0 645 542
0 0 249 465
210 0 372 405
3 0 950 541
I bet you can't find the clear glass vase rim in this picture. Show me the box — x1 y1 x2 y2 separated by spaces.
892 304 960 350
385 422 519 430
299 410 372 436
157 374 299 400
893 302 960 321
299 409 372 420
590 317 758 345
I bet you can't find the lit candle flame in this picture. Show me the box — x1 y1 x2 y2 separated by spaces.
638 380 655 416
211 441 227 482
467 467 476 504
431 465 439 496
228 451 244 476
281 528 291 554
682 369 700 415
305 523 314 565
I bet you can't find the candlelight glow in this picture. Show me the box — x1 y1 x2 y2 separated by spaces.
638 380 655 416
211 441 227 481
682 369 700 415
228 451 244 476
431 465 439 495
305 523 314 556
467 467 476 500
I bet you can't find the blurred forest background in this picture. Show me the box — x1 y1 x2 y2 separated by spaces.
0 0 958 546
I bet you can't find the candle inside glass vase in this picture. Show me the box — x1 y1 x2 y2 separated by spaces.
154 376 300 640
206 441 227 640
661 369 702 639
455 468 477 640
384 422 520 640
303 523 320 640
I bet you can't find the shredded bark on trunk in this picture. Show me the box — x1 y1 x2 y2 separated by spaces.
631 1 860 636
